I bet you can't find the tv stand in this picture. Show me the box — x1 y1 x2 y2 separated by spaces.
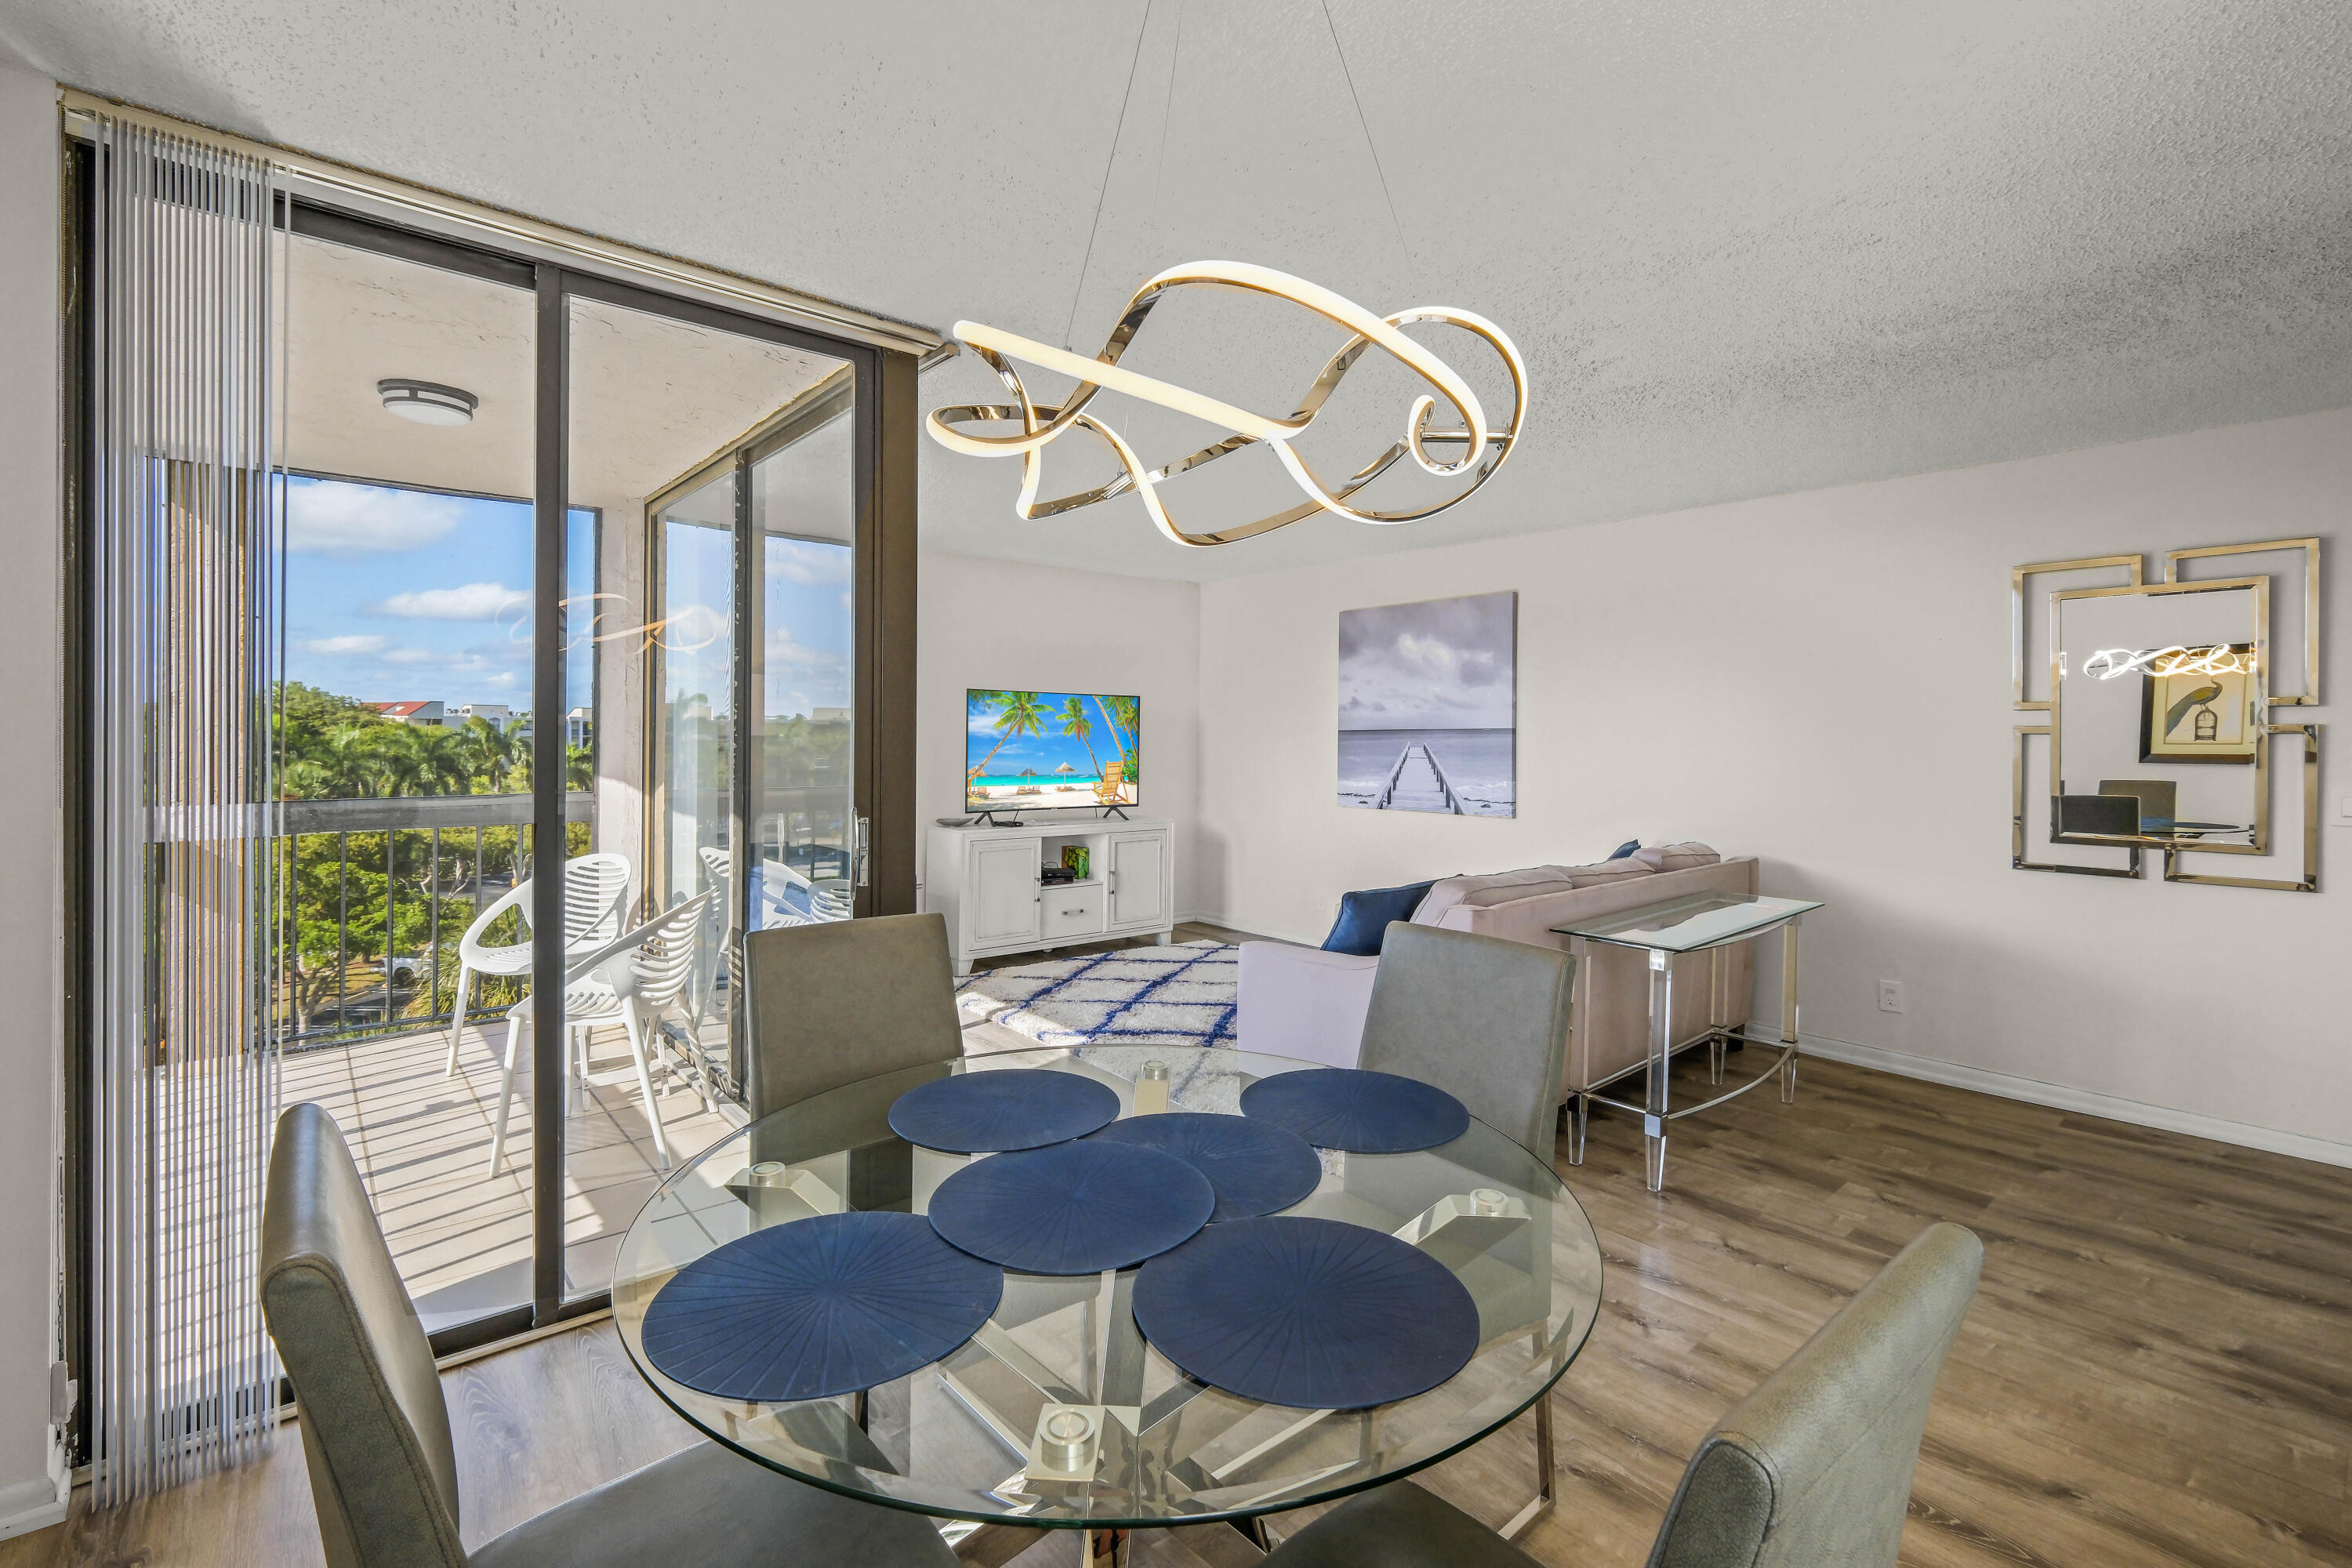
926 817 1174 975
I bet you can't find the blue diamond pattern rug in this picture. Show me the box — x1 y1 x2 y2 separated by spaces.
957 941 1238 1049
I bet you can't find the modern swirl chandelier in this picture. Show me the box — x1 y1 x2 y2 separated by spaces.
927 260 1528 549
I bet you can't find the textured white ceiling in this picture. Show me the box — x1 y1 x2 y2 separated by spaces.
15 2 2352 581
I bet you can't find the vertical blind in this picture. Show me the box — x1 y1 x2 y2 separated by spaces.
87 116 282 1501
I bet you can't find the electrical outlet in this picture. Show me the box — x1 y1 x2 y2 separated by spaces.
2335 793 2352 828
1877 980 1906 1014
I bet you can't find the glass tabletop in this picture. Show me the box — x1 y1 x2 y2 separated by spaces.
612 1044 1604 1528
1552 891 1823 952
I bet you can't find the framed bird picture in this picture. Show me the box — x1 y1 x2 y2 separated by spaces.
2139 644 2257 764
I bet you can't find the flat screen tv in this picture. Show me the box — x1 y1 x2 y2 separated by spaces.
967 689 1140 815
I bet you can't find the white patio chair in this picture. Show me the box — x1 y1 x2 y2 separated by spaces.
487 889 715 1176
693 845 735 1029
760 855 851 926
442 851 630 1075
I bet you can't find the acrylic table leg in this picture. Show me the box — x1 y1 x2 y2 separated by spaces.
1780 917 1801 1101
1566 1094 1588 1165
1646 948 1671 1192
1707 948 1726 1083
1084 1527 1129 1567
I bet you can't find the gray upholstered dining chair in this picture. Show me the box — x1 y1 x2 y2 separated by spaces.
260 1102 959 1568
1360 922 1575 1163
742 912 964 1119
1258 1221 1985 1568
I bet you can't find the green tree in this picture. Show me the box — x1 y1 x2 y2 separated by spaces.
965 690 1047 782
1058 695 1105 782
1090 694 1139 789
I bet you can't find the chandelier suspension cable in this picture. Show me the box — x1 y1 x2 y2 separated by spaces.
1065 0 1159 351
1320 0 1414 280
1152 0 1185 212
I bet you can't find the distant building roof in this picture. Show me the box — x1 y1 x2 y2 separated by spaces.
372 701 440 719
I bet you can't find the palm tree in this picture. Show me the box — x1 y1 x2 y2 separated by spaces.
1090 695 1139 788
454 716 518 793
1058 696 1105 782
967 691 1047 782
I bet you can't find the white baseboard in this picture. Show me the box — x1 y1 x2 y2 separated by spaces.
0 1468 66 1542
1800 1034 2352 1171
1184 912 1322 946
1191 910 2352 1171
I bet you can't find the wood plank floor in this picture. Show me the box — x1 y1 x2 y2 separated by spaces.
10 1046 2347 1566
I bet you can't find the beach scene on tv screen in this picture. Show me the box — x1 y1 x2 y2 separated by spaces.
967 690 1140 811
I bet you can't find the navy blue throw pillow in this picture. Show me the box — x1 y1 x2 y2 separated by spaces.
1606 840 1642 859
1320 880 1438 956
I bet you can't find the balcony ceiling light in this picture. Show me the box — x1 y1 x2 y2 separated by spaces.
378 378 477 426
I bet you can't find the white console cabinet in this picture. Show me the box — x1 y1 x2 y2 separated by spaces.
926 817 1175 975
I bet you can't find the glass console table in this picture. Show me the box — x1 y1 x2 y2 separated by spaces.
1551 892 1823 1192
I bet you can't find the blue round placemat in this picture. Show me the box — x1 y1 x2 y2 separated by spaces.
888 1068 1121 1153
1087 1112 1321 1221
1237 1068 1471 1153
1132 1216 1479 1410
641 1210 1002 1402
927 1141 1214 1274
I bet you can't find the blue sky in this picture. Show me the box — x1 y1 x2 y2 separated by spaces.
284 474 858 724
966 691 1137 780
282 474 595 714
763 535 852 719
654 521 853 721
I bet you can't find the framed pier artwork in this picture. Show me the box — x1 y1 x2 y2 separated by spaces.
1336 590 1516 818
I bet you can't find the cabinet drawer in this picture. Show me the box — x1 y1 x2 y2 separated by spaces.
1040 884 1105 941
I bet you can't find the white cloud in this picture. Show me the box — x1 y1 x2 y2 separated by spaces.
767 542 851 585
368 582 530 622
303 634 390 656
768 630 843 669
286 481 463 557
1337 592 1515 731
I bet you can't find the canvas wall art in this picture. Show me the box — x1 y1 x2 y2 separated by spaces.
1336 590 1516 817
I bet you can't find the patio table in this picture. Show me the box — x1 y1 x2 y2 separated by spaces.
612 1044 1605 1566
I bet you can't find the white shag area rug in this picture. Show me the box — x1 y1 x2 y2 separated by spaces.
956 941 1239 1050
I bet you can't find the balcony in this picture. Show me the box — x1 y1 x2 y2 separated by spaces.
270 793 746 1332
282 1014 740 1332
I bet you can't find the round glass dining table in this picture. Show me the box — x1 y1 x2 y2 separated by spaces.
612 1043 1604 1551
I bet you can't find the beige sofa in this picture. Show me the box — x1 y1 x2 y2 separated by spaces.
1235 847 1759 1160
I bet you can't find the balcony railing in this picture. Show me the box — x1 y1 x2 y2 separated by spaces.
274 792 593 1052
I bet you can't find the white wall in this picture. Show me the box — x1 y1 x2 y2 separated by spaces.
0 62 67 1532
915 550 1202 913
1197 408 2350 1156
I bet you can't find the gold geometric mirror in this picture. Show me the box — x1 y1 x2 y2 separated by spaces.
2013 538 2321 892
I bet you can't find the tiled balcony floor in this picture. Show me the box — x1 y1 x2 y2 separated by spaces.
281 1018 741 1334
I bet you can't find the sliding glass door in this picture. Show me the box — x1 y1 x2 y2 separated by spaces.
64 114 926 1493
648 358 862 1109
174 203 908 1352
